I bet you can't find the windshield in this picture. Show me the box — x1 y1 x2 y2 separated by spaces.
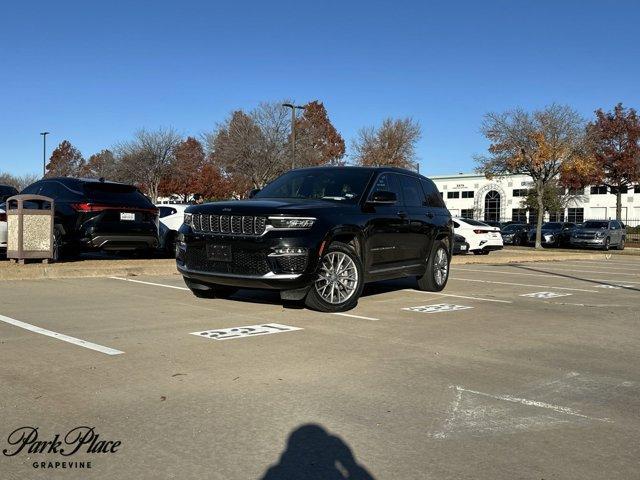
583 221 609 229
255 169 373 203
541 222 562 230
502 224 523 233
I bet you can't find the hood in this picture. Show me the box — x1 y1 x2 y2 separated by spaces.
186 198 352 216
576 228 606 234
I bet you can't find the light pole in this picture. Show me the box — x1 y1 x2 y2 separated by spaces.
40 131 50 176
282 103 306 169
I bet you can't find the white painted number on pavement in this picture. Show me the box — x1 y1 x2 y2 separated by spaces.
520 291 572 299
191 323 302 341
403 304 473 314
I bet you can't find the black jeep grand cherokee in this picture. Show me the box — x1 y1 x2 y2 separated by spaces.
177 166 452 312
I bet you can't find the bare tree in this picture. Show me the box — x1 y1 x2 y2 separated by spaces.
352 118 421 169
475 104 589 248
204 101 291 194
0 172 40 191
115 127 182 202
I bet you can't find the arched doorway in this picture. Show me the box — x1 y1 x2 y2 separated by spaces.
484 190 501 222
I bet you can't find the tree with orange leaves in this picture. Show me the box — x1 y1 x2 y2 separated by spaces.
476 104 589 248
295 101 345 167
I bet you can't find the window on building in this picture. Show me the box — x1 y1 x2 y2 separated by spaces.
461 209 474 219
634 185 640 194
511 208 527 222
528 209 538 226
610 185 628 194
590 186 607 195
549 211 565 222
567 208 584 223
447 191 460 199
567 187 583 195
512 188 529 197
461 191 474 198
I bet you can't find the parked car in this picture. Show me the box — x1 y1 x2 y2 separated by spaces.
177 166 453 312
0 203 7 254
452 218 503 255
157 204 188 255
0 184 18 202
527 222 575 247
453 234 469 255
483 220 503 230
501 223 530 246
20 177 159 259
570 220 626 250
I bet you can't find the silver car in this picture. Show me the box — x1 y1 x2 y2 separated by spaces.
570 220 626 250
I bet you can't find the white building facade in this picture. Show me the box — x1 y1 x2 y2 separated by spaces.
430 172 640 225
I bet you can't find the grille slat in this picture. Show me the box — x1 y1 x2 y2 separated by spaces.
191 214 266 236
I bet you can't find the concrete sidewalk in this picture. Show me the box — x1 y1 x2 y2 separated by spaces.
1 247 637 281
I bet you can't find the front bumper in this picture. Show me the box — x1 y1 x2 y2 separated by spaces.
176 228 324 290
570 237 606 248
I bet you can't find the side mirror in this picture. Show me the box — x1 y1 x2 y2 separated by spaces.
248 188 260 199
368 191 397 204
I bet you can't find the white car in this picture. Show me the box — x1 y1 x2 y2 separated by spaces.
157 204 189 255
0 203 7 253
453 217 503 255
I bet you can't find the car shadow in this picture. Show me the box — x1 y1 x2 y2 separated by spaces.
260 424 375 480
507 264 640 293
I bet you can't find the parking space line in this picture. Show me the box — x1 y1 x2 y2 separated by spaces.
0 314 124 356
557 262 640 272
109 276 189 290
332 313 379 321
453 267 640 284
450 277 600 293
401 289 512 303
515 266 640 277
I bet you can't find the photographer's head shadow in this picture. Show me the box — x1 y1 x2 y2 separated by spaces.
260 424 375 480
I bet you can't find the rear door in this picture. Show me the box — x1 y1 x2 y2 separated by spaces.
399 174 435 262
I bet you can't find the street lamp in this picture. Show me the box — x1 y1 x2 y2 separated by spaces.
282 103 306 169
40 131 50 176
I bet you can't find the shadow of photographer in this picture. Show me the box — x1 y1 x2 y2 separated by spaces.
260 424 375 480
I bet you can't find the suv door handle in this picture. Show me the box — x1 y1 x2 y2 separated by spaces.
426 212 434 219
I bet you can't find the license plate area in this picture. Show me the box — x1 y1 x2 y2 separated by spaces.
207 244 232 262
120 212 136 221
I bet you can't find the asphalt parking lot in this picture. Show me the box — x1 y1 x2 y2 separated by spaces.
1 256 640 479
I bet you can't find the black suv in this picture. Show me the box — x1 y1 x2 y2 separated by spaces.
21 177 159 258
177 167 452 312
0 184 19 202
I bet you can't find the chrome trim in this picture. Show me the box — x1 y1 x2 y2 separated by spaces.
369 263 422 274
178 265 302 280
267 252 308 257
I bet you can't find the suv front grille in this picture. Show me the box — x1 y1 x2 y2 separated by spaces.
184 246 270 275
191 214 267 236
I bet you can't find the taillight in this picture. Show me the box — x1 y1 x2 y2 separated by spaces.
71 203 158 214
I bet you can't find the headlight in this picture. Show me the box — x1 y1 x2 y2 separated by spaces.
268 217 316 229
544 234 554 241
595 231 606 238
183 213 193 226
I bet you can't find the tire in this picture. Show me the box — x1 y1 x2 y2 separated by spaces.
52 229 63 262
603 237 610 251
184 277 238 299
618 238 625 250
416 240 451 292
304 241 364 312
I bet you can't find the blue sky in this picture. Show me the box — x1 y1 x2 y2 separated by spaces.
1 0 639 176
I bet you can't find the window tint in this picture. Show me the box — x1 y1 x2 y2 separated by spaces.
159 206 177 218
420 178 446 208
369 173 402 204
83 182 153 207
399 175 423 207
38 181 62 198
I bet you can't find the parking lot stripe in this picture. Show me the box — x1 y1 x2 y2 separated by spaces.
109 277 189 290
0 314 124 356
332 313 380 321
401 289 512 303
516 266 640 277
454 267 640 284
452 386 611 422
450 277 600 293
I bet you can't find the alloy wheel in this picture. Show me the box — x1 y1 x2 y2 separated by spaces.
314 251 359 304
433 247 449 287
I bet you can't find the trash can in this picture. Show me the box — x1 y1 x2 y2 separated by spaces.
6 195 55 264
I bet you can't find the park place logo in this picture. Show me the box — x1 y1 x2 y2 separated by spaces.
3 426 121 470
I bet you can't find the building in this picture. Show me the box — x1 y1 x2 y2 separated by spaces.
430 172 640 225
